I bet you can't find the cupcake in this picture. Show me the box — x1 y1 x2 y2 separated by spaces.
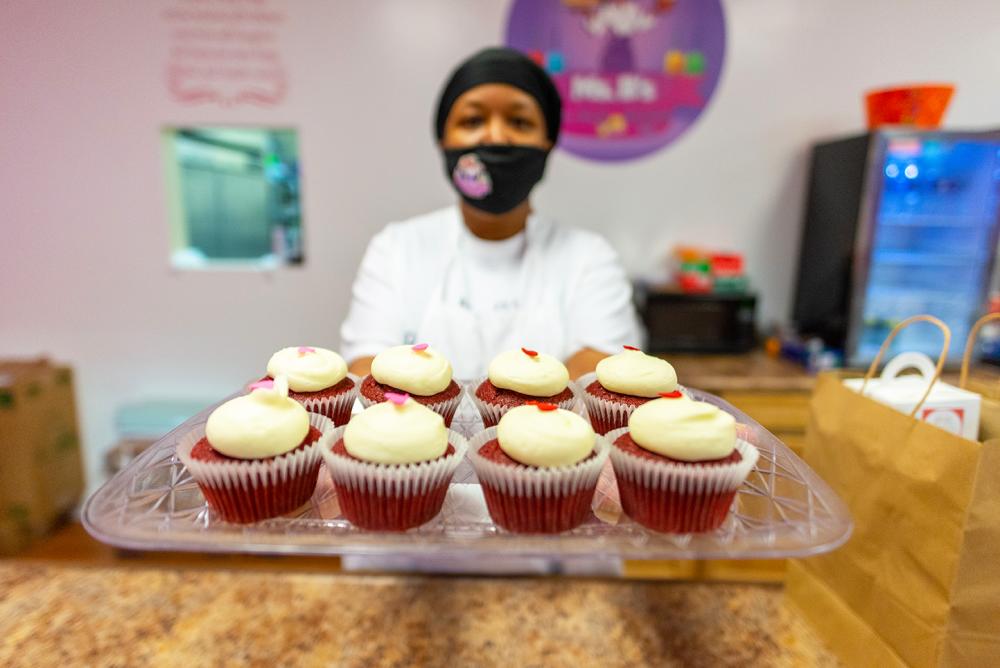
468 402 609 534
258 346 358 426
322 392 467 531
579 345 678 434
606 392 759 533
176 376 332 524
470 347 576 428
359 344 463 427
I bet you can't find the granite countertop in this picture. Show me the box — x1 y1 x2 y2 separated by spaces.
0 562 837 667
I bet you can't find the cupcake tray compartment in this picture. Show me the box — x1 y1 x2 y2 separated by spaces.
83 388 852 560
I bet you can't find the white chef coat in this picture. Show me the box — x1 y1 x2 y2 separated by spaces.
340 205 641 379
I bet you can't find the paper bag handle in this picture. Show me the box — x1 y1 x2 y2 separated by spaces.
959 312 1000 389
861 314 951 417
880 352 938 382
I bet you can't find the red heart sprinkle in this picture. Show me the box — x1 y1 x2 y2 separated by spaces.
623 345 640 351
521 347 538 357
526 400 557 411
385 392 409 406
659 391 683 399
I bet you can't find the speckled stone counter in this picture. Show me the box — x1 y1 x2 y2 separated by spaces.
0 562 837 667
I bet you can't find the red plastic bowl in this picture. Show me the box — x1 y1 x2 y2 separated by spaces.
865 84 955 129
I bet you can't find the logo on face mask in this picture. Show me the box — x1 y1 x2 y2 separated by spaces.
452 153 492 199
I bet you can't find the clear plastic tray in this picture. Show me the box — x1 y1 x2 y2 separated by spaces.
83 387 852 560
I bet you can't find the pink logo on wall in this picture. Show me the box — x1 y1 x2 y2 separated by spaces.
162 0 289 107
506 0 726 162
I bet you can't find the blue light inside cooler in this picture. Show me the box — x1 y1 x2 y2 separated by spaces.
857 136 1000 363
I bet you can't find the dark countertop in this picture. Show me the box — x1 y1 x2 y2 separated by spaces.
0 562 838 667
665 350 1000 395
664 352 816 393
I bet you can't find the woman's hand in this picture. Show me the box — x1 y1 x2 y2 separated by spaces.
565 347 608 380
348 356 374 378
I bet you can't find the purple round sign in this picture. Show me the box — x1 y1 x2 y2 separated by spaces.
505 0 726 162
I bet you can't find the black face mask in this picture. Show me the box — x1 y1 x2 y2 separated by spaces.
443 145 549 215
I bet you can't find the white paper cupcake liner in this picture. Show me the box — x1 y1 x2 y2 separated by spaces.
358 376 465 427
605 426 760 532
320 426 468 531
466 376 580 428
297 373 360 427
468 427 610 497
176 413 334 523
467 427 610 533
321 425 468 496
578 371 637 434
578 372 691 435
606 427 758 493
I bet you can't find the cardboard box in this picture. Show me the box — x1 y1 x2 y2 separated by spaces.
843 352 981 441
0 359 84 555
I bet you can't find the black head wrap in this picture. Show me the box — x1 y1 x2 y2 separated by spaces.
434 47 562 145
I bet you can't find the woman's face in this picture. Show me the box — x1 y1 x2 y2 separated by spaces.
441 83 552 150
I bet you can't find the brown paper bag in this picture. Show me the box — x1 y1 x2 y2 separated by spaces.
961 313 1000 441
786 315 1000 667
0 359 83 555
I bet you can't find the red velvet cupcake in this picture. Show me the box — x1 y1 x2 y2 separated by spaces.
321 392 467 531
470 347 576 428
468 403 609 534
606 393 759 533
176 377 333 524
359 344 463 427
262 346 358 426
579 346 679 434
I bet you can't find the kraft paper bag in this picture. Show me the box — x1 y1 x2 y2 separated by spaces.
0 359 84 554
961 313 1000 442
786 315 1000 667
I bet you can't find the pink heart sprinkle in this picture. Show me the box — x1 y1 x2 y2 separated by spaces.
385 392 409 406
297 346 316 355
412 343 429 352
249 379 274 391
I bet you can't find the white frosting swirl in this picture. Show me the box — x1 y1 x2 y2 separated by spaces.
496 405 595 467
488 349 569 397
371 345 453 396
628 396 736 461
266 346 348 392
596 349 677 398
343 397 448 464
205 379 310 459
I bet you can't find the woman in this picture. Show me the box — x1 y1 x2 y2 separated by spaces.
341 47 640 380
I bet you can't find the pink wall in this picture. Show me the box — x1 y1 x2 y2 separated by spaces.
3 0 1000 491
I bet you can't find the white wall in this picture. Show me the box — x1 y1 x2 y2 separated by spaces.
3 0 1000 491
